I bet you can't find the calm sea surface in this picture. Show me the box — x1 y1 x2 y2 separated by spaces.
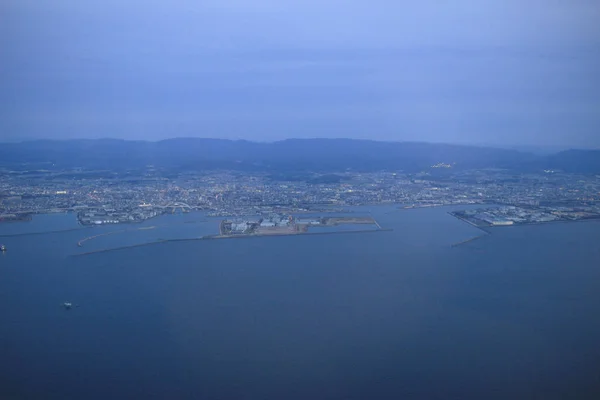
1 205 599 399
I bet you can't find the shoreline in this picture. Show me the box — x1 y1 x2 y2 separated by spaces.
448 211 600 248
448 211 600 229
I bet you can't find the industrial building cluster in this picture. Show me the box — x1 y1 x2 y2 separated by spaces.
452 205 600 227
221 214 297 235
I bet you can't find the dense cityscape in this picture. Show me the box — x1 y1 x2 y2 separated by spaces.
1 166 599 226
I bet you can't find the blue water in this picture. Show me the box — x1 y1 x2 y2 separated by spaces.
308 223 379 233
1 205 599 399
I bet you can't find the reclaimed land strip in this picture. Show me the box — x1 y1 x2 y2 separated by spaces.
448 212 487 229
501 217 600 227
449 210 600 229
72 228 393 256
449 211 600 248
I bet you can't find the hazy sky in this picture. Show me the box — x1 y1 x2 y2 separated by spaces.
1 0 599 146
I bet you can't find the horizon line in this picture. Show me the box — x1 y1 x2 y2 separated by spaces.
0 136 588 151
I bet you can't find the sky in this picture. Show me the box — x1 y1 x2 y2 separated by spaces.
1 0 599 147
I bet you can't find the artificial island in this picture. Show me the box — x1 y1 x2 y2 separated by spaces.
215 214 384 239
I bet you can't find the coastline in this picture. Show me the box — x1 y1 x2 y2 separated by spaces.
448 211 600 248
448 211 600 229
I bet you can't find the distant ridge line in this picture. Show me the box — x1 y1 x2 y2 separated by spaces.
1 138 598 173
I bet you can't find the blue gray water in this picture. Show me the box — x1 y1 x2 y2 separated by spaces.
1 205 600 399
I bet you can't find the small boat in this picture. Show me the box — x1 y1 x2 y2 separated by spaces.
0 244 6 252
62 302 73 310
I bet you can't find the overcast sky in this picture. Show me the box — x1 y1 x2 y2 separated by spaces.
1 0 599 147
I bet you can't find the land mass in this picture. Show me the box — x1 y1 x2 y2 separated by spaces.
1 139 599 228
450 206 600 227
1 138 599 173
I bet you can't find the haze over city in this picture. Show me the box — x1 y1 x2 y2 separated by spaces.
1 0 599 147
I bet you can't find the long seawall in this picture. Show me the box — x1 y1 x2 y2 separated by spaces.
447 212 490 247
72 227 393 256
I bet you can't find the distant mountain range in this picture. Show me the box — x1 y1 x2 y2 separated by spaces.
0 138 598 173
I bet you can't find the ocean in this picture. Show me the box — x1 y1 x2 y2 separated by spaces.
1 205 599 399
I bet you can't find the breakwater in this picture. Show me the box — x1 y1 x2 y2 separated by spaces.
447 212 491 247
450 233 489 247
72 227 393 256
0 226 90 238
